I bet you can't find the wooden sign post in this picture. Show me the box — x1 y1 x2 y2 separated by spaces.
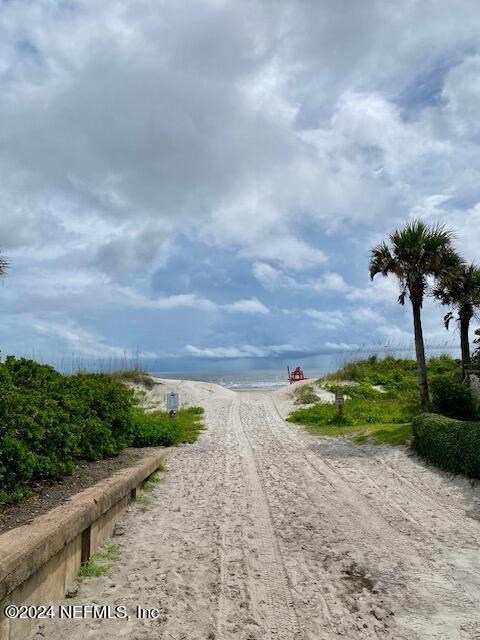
335 392 345 418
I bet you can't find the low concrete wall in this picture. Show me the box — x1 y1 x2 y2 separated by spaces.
0 450 168 640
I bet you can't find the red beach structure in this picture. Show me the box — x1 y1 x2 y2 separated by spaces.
288 366 306 384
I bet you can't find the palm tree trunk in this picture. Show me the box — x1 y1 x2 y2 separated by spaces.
459 309 471 374
412 298 430 411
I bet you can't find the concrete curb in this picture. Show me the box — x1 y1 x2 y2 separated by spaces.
0 449 169 640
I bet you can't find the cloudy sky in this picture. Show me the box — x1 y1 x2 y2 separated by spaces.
1 0 479 371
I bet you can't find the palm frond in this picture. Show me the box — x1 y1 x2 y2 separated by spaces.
434 262 480 307
369 242 394 280
444 311 455 330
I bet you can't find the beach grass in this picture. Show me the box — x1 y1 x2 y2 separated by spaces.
78 544 122 578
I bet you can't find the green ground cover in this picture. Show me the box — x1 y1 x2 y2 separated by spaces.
0 357 203 506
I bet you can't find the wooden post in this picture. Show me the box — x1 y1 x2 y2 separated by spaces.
81 526 91 564
335 392 344 418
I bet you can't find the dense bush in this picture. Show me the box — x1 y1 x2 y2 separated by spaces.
0 357 204 506
0 357 136 505
413 413 480 478
327 354 458 396
430 372 475 420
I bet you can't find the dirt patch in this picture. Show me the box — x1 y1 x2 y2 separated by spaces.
341 562 376 593
0 448 159 534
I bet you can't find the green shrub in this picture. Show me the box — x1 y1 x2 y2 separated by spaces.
413 413 480 478
0 357 204 507
324 355 457 397
175 406 205 443
326 356 418 392
0 357 135 505
131 409 182 447
430 372 475 420
131 406 204 447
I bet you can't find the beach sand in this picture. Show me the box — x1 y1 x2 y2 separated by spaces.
29 378 480 640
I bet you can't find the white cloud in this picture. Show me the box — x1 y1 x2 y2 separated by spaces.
225 298 270 315
184 343 301 359
111 291 271 315
376 324 414 345
316 272 350 292
442 55 480 139
410 194 453 220
351 307 385 324
449 203 480 263
239 237 327 270
141 293 270 315
324 341 359 351
5 267 270 316
252 262 287 290
32 320 137 357
304 309 345 329
347 276 400 305
253 262 350 293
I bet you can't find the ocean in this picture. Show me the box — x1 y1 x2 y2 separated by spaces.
149 368 314 390
149 345 461 390
150 353 352 389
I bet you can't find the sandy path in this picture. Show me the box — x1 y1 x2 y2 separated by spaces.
30 389 480 640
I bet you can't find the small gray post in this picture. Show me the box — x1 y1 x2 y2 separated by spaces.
166 391 179 418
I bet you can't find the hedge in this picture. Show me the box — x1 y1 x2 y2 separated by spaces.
412 412 480 478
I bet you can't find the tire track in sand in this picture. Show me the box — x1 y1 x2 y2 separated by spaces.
216 398 303 640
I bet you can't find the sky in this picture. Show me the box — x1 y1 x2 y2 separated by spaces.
1 0 480 371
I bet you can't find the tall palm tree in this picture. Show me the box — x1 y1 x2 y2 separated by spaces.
433 263 480 372
369 220 455 410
